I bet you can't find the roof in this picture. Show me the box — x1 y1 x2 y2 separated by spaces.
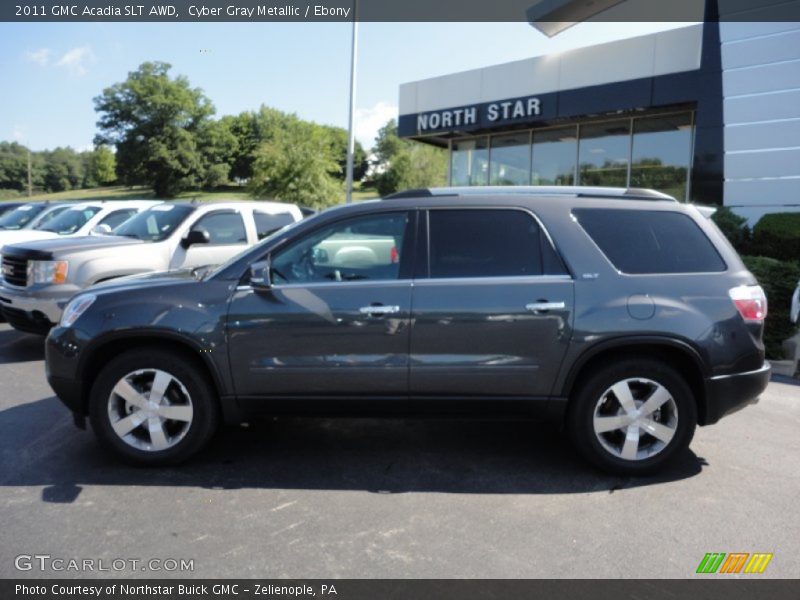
383 186 678 203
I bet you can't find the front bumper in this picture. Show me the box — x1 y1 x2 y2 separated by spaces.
703 362 771 425
0 282 80 333
45 326 86 416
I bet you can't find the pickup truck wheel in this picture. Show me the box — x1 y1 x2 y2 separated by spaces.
89 349 219 466
567 359 697 476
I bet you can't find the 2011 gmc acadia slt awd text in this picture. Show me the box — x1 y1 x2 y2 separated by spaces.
45 187 771 475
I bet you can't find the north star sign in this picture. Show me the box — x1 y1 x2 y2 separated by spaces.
416 96 542 133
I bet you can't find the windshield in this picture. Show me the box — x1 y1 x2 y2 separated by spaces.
33 205 70 229
0 204 47 230
39 206 102 235
113 204 195 242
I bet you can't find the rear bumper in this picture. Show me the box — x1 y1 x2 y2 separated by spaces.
703 362 771 425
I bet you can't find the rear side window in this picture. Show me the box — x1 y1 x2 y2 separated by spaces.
427 209 567 278
573 209 726 274
254 211 296 240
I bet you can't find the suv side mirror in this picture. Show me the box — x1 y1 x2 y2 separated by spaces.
92 224 113 235
181 229 210 249
250 259 272 291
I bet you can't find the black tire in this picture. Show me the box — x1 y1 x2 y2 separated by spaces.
567 358 697 476
89 348 219 466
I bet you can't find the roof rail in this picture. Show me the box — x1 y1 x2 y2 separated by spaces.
383 186 678 202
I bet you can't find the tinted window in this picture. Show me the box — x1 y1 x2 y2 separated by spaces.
33 205 69 229
192 212 247 245
574 209 726 274
0 204 47 230
271 212 408 284
99 209 136 230
254 211 296 240
428 209 564 278
114 205 195 242
39 206 102 234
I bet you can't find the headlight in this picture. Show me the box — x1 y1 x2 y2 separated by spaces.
60 294 96 327
30 260 69 284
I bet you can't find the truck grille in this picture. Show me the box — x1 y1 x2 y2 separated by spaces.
1 255 28 287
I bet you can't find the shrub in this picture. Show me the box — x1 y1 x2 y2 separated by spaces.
741 255 800 359
750 212 800 261
711 206 750 253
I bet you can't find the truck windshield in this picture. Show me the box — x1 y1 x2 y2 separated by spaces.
113 204 195 242
39 206 102 234
0 204 47 230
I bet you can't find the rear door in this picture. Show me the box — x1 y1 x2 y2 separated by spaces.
409 208 574 397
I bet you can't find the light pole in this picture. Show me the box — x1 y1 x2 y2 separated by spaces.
344 1 358 203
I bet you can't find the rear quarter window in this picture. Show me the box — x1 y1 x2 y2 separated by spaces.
573 208 726 274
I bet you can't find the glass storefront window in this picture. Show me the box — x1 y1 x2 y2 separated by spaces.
531 127 577 186
630 113 693 201
489 133 531 185
451 137 489 186
450 111 694 196
577 120 631 187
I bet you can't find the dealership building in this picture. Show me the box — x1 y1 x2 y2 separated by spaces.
397 3 800 222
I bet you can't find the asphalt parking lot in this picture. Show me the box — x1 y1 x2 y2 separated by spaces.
0 322 798 579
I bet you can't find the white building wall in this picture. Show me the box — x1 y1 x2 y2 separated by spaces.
399 25 703 117
721 18 800 223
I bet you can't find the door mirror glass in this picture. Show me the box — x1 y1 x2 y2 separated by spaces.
181 229 210 249
250 260 272 290
92 224 113 235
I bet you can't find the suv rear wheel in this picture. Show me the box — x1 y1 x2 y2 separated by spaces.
567 358 697 475
88 349 219 466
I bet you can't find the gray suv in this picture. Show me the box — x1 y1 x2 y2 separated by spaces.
45 187 770 474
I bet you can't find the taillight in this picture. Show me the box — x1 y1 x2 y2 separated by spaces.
729 285 767 322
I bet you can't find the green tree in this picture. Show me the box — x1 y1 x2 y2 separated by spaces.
249 120 342 209
197 119 238 188
42 147 84 192
322 125 368 182
0 142 30 191
93 61 214 197
372 119 447 196
82 146 117 187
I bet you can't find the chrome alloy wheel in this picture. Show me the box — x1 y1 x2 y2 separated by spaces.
107 369 194 452
592 378 678 461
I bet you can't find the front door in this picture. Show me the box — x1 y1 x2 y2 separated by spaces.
171 210 251 270
227 210 415 397
410 208 574 398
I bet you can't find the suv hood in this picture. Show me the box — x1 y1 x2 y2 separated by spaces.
86 269 202 299
0 229 60 249
1 234 144 257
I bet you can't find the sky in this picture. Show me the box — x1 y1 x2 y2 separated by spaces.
0 21 689 151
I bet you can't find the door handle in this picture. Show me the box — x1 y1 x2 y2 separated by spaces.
525 301 566 313
359 305 400 316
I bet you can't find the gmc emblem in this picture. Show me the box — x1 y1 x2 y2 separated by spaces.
2 264 14 277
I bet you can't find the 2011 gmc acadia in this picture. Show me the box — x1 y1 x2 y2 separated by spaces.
44 187 770 475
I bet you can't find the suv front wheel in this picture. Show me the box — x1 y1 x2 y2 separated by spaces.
89 349 219 466
567 358 697 476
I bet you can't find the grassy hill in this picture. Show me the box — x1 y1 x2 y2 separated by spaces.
1 183 379 205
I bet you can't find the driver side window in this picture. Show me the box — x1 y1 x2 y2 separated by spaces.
270 212 408 284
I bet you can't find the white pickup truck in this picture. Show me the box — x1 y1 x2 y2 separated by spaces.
0 200 303 333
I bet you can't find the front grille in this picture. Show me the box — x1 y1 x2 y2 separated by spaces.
1 255 28 287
